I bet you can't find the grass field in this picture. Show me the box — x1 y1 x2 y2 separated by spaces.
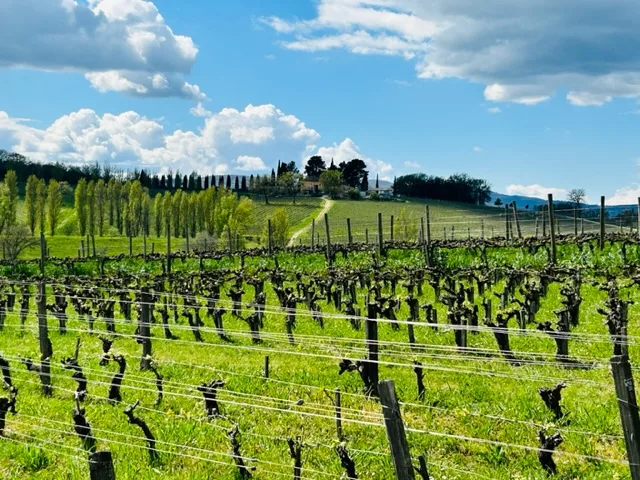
301 198 616 244
0 246 634 479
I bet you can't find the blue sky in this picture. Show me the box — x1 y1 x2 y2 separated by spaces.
1 0 640 203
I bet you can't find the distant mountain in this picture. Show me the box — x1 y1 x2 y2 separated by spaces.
369 179 392 189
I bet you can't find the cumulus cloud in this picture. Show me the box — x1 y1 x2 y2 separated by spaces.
311 138 393 179
506 184 568 200
263 0 640 105
0 0 203 99
487 107 501 114
0 104 323 175
608 185 640 205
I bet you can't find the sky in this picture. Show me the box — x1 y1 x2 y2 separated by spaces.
1 0 640 204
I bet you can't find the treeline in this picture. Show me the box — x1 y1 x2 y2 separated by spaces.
393 173 491 205
1 170 256 248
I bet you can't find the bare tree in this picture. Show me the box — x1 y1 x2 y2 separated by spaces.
567 188 586 207
1 226 39 261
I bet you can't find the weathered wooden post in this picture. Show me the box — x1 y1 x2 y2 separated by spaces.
548 194 557 264
139 287 152 370
129 235 133 256
347 218 353 244
365 228 369 244
365 302 379 397
335 388 343 441
40 232 46 275
600 196 606 250
573 207 578 236
378 380 415 480
325 213 332 265
504 204 510 240
88 451 116 480
378 213 384 257
481 219 485 239
264 356 269 378
311 218 316 248
425 206 431 267
37 281 52 395
512 202 522 239
610 355 640 479
268 219 273 255
390 215 394 242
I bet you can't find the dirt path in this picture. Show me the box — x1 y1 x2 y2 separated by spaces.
287 198 333 247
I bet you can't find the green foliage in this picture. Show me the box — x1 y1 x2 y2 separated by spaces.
25 174 39 234
319 170 343 199
4 170 18 227
74 178 88 236
265 207 289 247
46 179 63 236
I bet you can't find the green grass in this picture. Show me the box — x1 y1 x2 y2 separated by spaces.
303 198 619 244
0 247 634 479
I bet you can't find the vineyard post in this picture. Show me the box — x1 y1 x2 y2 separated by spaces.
347 218 353 244
548 194 557 264
535 215 539 238
365 228 369 244
420 218 425 246
366 302 379 396
574 207 578 236
600 196 606 250
264 355 269 378
637 197 640 239
311 218 315 248
481 219 485 239
88 451 116 480
267 219 273 255
324 213 332 265
92 234 96 258
139 287 152 370
37 281 52 395
390 215 394 242
543 209 547 237
39 231 45 275
378 380 415 480
581 216 585 235
512 202 522 238
610 355 640 479
335 388 343 441
129 235 133 257
504 204 509 240
378 213 384 257
425 206 431 267
143 230 147 260
557 216 561 235
166 226 171 275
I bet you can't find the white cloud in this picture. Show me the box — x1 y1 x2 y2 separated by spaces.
506 184 568 200
608 185 640 205
190 103 213 118
473 146 483 152
0 0 203 99
311 137 393 179
0 104 324 175
403 161 420 169
263 0 640 105
487 107 501 114
235 155 268 171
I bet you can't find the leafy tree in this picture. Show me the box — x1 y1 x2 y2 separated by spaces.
75 178 89 236
0 184 10 235
0 225 38 261
397 208 419 241
251 175 276 205
25 174 39 235
234 176 240 191
278 172 303 204
36 178 46 234
95 179 106 236
360 172 369 192
279 161 299 175
226 175 232 190
154 193 164 237
328 159 339 172
4 170 18 227
320 170 344 199
339 159 368 189
304 156 326 179
172 190 183 237
394 173 491 205
46 179 62 236
163 191 172 237
265 207 289 247
494 198 503 206
87 181 96 240
375 174 379 189
241 176 247 192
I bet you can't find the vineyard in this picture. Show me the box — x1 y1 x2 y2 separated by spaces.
1 202 640 479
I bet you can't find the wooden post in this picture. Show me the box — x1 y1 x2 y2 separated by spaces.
166 228 171 275
347 218 353 244
365 228 369 244
37 281 52 395
425 206 431 267
548 194 557 265
92 234 96 258
143 232 147 260
512 202 522 239
335 388 343 441
574 207 578 236
390 215 394 242
88 451 116 480
311 218 315 248
504 204 509 240
264 356 269 378
129 235 133 256
324 213 332 265
139 288 152 370
378 380 416 480
600 196 606 250
420 218 425 246
267 219 273 255
39 232 46 275
610 355 640 479
481 219 485 239
365 303 379 397
543 210 547 237
377 213 384 257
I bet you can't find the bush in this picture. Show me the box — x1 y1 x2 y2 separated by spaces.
347 189 362 200
368 192 380 202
